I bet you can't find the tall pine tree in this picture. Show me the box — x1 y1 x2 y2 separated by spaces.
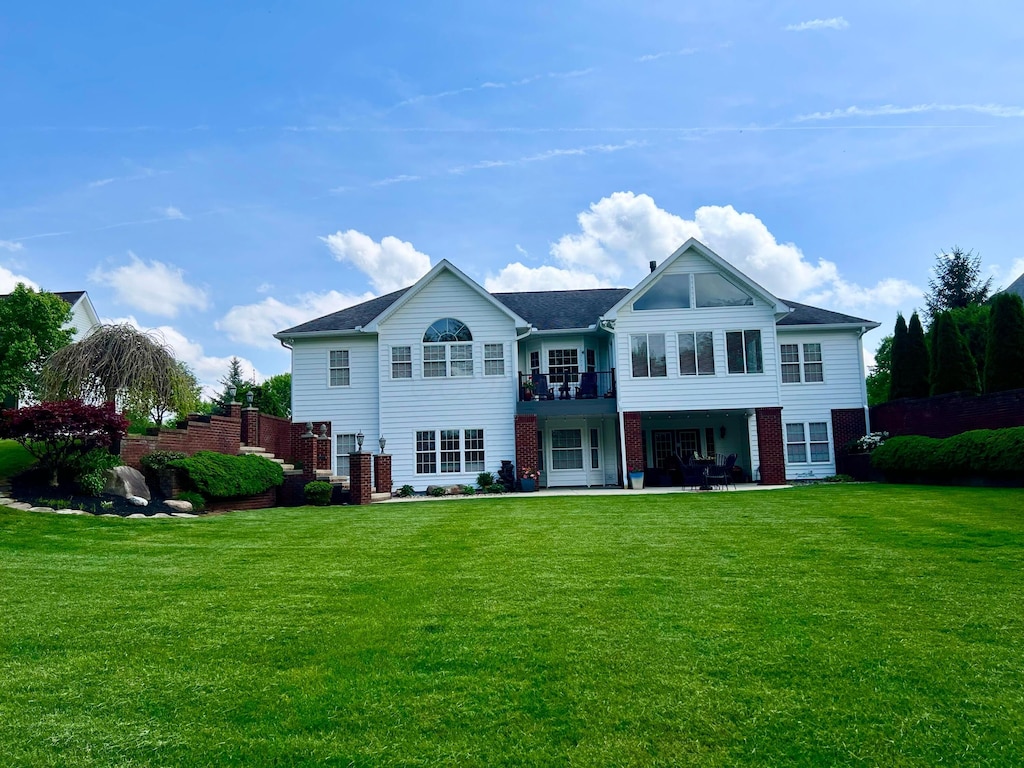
904 312 930 398
930 312 980 396
888 313 910 400
983 292 1024 393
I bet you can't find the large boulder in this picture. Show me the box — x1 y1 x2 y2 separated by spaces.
103 466 151 501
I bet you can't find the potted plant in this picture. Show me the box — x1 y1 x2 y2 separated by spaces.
522 379 535 401
520 467 539 492
628 464 645 490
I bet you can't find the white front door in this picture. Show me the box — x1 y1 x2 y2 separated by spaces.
544 419 601 487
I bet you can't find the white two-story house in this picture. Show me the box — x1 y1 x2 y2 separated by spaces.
275 239 878 489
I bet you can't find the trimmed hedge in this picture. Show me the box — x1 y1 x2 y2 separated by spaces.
871 427 1024 485
169 451 284 499
303 480 333 506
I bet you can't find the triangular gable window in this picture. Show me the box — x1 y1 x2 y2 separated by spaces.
694 273 753 307
633 274 691 311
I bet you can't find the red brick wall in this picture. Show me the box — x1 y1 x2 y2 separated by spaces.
624 412 643 476
514 414 538 481
374 454 392 495
831 408 867 455
871 388 1024 438
206 489 278 512
755 407 786 485
350 452 373 505
120 414 243 470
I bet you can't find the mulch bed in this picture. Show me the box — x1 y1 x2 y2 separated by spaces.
10 476 201 517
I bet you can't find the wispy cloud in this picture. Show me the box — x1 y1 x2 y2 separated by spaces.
785 17 849 32
157 205 187 220
390 68 594 109
0 240 24 252
86 166 168 189
370 174 422 187
448 141 642 174
88 177 116 188
795 103 1024 121
636 48 698 63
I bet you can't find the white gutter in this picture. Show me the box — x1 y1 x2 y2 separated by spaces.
617 408 628 489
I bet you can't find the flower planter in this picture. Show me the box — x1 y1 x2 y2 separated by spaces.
520 478 536 492
629 472 644 490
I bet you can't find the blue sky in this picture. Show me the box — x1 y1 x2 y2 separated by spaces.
3 2 1023 393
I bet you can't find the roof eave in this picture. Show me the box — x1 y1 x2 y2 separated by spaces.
273 328 373 341
777 321 881 332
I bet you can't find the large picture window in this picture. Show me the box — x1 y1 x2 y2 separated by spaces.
631 333 667 378
678 331 715 376
786 422 830 464
329 350 350 387
415 429 485 474
550 429 583 470
548 348 579 386
780 342 823 383
422 319 473 378
725 330 763 374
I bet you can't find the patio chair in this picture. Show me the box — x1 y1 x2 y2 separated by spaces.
682 461 706 490
576 371 598 399
704 454 737 490
531 373 553 400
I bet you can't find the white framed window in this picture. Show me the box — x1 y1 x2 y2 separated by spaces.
423 345 447 378
414 429 485 474
329 350 350 387
335 433 357 476
780 343 824 383
548 348 579 386
678 331 715 376
630 333 667 378
484 344 504 376
391 346 412 379
725 330 763 374
786 422 830 464
450 344 473 377
421 318 473 378
551 429 584 469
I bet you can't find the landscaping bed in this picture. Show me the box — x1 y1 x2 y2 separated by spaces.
9 474 202 516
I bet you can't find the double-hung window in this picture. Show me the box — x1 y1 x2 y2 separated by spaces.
484 344 504 376
415 429 486 474
785 422 830 464
725 330 763 374
678 331 715 376
391 346 412 379
336 433 357 476
780 343 823 383
329 350 350 386
422 318 473 378
630 333 667 378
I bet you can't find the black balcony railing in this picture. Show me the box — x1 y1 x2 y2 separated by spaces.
518 370 616 402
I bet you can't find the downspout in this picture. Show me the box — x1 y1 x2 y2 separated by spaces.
857 325 871 432
617 408 628 489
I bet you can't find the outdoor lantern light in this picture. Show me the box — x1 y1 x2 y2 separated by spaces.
227 385 236 402
245 390 254 407
379 435 387 453
356 430 364 450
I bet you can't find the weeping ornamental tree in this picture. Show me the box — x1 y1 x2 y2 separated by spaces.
41 323 182 410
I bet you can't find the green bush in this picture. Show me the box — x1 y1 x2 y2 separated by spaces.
68 447 122 497
397 484 415 498
871 428 1024 484
169 451 284 499
485 484 505 494
175 490 206 512
139 450 187 472
461 485 476 495
429 486 447 497
304 480 333 506
476 471 495 489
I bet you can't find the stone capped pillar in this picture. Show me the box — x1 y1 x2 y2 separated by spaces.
350 452 373 505
373 453 392 496
228 402 242 421
300 424 318 483
317 425 332 475
514 414 538 482
242 407 259 447
755 407 786 485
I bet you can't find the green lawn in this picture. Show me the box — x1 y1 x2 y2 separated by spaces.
1 485 1022 766
0 439 35 480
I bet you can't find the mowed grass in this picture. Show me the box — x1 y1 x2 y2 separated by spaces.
0 438 35 480
1 485 1022 766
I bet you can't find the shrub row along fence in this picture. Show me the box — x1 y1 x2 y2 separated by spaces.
870 427 1024 486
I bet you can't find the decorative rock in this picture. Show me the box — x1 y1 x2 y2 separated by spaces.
126 495 149 507
170 512 198 518
28 506 55 513
7 502 33 511
128 513 148 519
164 499 194 512
56 509 87 515
103 466 151 501
0 498 22 507
151 512 171 518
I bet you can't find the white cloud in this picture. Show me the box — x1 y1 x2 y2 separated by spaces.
158 206 186 220
391 68 593 109
89 252 209 317
371 174 422 187
104 315 264 399
636 48 698 63
785 17 849 32
795 103 1024 122
321 230 432 293
503 192 919 311
449 141 640 174
483 263 611 293
217 290 375 349
0 240 25 252
0 265 39 292
88 177 116 188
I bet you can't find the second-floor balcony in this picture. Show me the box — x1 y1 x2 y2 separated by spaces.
518 370 616 403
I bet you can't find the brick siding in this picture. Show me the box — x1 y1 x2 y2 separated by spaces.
871 388 1024 438
755 407 786 485
373 453 392 495
350 452 373 505
623 411 643 477
514 414 538 481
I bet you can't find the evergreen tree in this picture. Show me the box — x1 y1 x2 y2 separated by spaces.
924 246 992 318
983 292 1024 393
929 312 980 395
946 304 990 380
218 357 250 404
904 312 930 398
887 314 910 399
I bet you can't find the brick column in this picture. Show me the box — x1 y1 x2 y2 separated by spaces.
623 411 643 475
373 454 392 495
317 425 332 475
350 452 373 505
242 407 259 447
228 403 242 421
755 407 786 485
831 408 867 455
514 414 538 482
300 424 317 482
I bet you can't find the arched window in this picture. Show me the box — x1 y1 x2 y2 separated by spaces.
423 318 472 343
423 319 473 377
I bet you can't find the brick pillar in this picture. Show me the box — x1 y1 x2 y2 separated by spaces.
228 403 242 421
831 408 867 455
242 407 259 447
514 414 538 482
755 407 786 485
317 425 332 475
624 411 643 476
374 454 392 495
350 452 373 505
300 425 317 482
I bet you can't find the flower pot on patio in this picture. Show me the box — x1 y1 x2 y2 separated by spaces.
629 471 644 490
521 478 536 492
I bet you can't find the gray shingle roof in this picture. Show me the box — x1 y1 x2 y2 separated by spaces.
0 290 85 305
777 299 874 326
276 286 875 335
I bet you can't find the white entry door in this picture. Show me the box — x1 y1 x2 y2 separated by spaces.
545 419 601 487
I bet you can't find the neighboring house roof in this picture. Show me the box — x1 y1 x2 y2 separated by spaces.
0 289 85 305
776 299 878 329
1001 272 1024 301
